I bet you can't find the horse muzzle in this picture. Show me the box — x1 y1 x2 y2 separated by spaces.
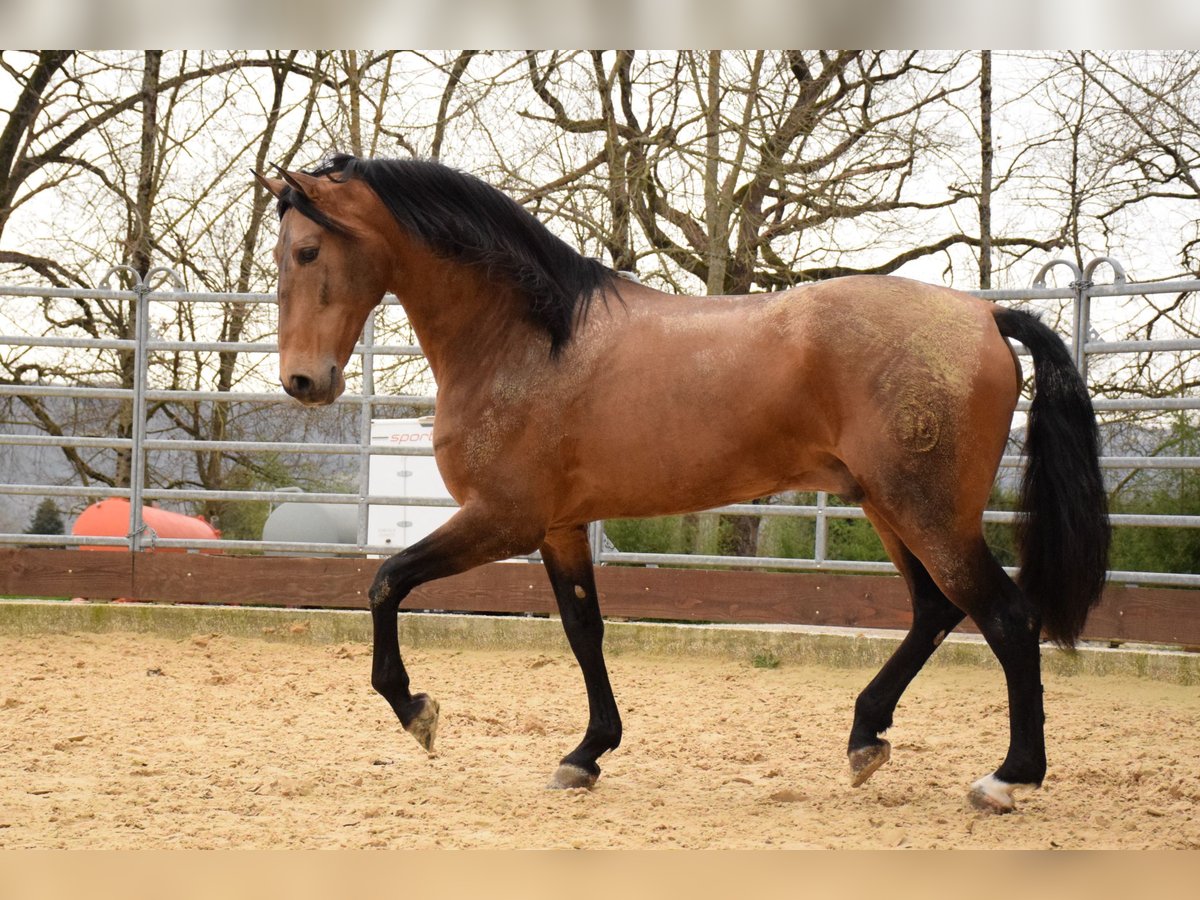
281 365 345 407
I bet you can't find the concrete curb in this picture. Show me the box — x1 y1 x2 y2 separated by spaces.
0 600 1196 685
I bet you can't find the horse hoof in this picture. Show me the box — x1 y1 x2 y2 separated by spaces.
403 694 439 754
547 763 598 790
968 774 1036 814
848 740 891 787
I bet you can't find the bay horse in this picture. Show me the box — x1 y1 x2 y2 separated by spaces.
254 155 1109 813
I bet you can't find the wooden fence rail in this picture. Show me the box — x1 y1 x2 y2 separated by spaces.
2 548 1195 647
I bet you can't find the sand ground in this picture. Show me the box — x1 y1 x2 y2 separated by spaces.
1 630 1196 849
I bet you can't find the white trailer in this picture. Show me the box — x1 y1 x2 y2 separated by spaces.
366 418 457 552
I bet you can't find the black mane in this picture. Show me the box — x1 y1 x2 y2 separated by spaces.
276 154 617 354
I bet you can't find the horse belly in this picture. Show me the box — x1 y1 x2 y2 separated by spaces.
559 373 842 523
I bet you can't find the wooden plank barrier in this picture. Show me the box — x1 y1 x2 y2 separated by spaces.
0 548 1195 647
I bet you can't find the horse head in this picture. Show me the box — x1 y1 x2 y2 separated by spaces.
255 165 394 406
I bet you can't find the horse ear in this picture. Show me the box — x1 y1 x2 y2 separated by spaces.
265 164 356 235
272 166 325 204
252 170 286 199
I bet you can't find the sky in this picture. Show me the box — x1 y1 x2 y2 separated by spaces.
2 0 1199 50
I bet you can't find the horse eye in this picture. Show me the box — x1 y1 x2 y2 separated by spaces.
298 247 319 264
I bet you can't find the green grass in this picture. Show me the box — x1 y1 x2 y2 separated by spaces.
750 649 781 669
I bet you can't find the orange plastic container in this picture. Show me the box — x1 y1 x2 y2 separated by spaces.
72 498 221 551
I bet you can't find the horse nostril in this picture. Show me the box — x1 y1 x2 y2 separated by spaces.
287 374 314 397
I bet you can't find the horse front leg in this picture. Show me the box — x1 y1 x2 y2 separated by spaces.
540 525 622 789
368 504 542 753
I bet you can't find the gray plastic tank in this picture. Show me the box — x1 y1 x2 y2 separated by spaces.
262 498 359 555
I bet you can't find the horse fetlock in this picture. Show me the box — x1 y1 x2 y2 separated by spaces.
848 739 892 787
588 721 622 754
400 693 440 754
995 755 1046 789
968 773 1040 814
850 698 893 744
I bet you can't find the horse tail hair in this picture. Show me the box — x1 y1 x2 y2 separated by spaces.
992 306 1111 648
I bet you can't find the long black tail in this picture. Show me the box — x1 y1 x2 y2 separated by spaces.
992 307 1111 648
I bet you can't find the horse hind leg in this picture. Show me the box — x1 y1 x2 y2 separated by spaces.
848 505 966 787
962 557 1047 813
904 533 1047 813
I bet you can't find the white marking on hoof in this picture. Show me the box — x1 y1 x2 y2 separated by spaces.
968 773 1037 813
547 763 597 790
848 740 891 787
404 695 439 754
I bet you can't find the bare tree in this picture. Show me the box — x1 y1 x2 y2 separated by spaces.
505 50 1065 300
980 50 994 289
0 51 329 284
1 52 335 519
0 50 81 286
1078 51 1200 274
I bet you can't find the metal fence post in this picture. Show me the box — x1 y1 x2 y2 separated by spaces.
357 312 377 550
1077 257 1129 384
129 276 151 551
588 520 605 565
99 266 151 551
127 267 186 551
814 491 829 566
1032 259 1085 372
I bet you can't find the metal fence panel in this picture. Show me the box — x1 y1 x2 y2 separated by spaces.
2 257 1198 589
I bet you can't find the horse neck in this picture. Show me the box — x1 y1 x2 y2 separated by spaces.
388 246 543 388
